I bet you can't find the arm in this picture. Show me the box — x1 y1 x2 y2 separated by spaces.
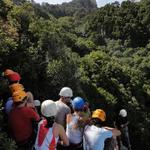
104 126 121 137
66 114 72 124
28 107 40 122
59 125 69 146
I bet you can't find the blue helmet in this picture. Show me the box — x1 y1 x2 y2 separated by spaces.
72 97 85 110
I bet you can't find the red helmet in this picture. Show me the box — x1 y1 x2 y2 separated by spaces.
7 72 21 82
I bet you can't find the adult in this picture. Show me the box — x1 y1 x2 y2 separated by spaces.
7 72 21 84
114 109 131 150
55 87 73 129
1 69 15 109
9 90 40 150
66 97 87 150
34 100 41 117
83 109 121 150
9 83 35 108
34 100 69 150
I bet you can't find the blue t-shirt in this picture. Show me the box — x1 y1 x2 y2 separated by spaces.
5 97 13 114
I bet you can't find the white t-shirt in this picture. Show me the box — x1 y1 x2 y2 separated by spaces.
66 114 83 144
83 125 113 150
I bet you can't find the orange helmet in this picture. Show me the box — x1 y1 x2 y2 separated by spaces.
4 69 14 76
9 83 24 93
12 90 27 102
92 109 106 121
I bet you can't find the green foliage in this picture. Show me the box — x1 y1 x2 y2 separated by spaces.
97 87 117 105
84 1 149 47
0 102 17 150
32 0 97 18
0 132 17 150
0 0 150 149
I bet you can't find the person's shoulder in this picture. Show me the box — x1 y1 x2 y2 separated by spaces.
55 100 59 103
23 106 36 113
55 100 62 105
54 122 64 130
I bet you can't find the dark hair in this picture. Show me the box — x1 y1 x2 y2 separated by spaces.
13 101 24 106
73 108 83 112
9 81 18 85
88 118 105 127
45 116 55 128
36 106 41 116
66 101 74 113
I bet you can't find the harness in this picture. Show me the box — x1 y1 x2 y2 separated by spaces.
35 120 57 150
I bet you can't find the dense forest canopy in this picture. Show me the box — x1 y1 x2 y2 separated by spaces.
0 0 150 149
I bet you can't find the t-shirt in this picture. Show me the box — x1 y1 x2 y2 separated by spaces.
9 106 40 143
66 114 83 144
34 120 59 150
5 97 13 114
83 125 113 150
55 100 71 128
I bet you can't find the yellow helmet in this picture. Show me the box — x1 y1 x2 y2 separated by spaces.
92 109 106 121
9 83 24 93
12 90 27 102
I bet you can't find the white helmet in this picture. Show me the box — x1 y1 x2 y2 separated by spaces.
59 87 73 97
34 100 41 107
41 100 57 117
119 109 127 117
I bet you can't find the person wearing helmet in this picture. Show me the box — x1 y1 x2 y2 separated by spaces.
2 70 35 110
34 100 42 117
34 100 69 150
0 69 14 112
9 83 24 93
9 90 40 150
65 97 87 150
114 109 131 150
3 69 15 77
7 72 21 84
83 109 121 150
9 83 35 109
55 87 73 129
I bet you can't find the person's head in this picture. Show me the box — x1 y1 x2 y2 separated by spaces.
72 97 85 112
12 90 27 105
90 109 106 127
7 72 21 84
41 100 57 127
119 109 127 117
34 100 41 107
59 87 73 103
3 69 14 77
41 100 57 118
9 83 24 94
34 100 41 115
83 102 90 112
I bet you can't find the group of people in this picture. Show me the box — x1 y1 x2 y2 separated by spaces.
1 69 131 150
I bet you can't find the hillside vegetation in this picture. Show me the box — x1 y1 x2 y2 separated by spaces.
0 0 150 149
